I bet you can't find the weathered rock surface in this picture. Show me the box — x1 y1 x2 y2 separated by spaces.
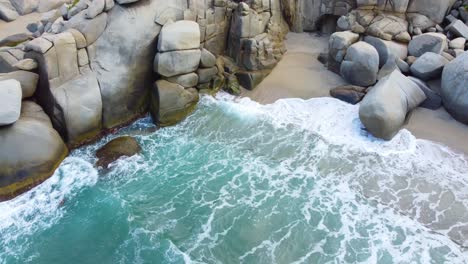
154 49 201 77
96 136 141 169
410 52 448 81
364 36 408 67
157 20 200 52
0 79 22 126
200 48 216 68
0 0 19 22
441 51 468 124
408 33 447 57
90 1 188 129
359 70 426 140
328 31 359 72
0 101 68 201
0 70 38 98
408 76 442 110
330 85 367 105
167 72 198 88
151 80 199 127
340 41 379 87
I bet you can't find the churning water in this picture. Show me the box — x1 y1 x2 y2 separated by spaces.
1 94 467 264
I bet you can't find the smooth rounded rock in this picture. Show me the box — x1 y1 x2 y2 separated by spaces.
96 136 141 169
441 51 468 124
340 41 379 87
0 79 22 126
157 20 200 52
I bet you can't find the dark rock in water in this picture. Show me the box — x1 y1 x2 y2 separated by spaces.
96 136 142 169
330 85 367 105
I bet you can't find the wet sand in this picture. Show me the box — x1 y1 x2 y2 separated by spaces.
243 32 468 155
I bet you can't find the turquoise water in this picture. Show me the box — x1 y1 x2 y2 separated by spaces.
1 95 467 263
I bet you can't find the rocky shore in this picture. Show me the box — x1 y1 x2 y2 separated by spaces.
0 0 467 201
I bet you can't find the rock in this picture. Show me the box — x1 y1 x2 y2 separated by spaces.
13 58 38 71
330 85 367 105
449 37 466 49
67 28 87 49
223 73 241 95
95 136 141 169
50 70 103 146
25 37 53 54
150 80 199 127
235 70 270 90
408 33 447 57
64 10 108 46
89 1 188 129
37 0 69 13
328 31 360 73
446 19 468 39
378 55 399 80
359 70 426 140
340 41 379 87
167 72 198 88
157 20 200 52
115 0 140 4
77 49 89 66
200 48 216 68
396 58 410 73
441 51 468 124
364 36 408 67
10 0 38 15
0 51 18 73
410 52 448 81
0 101 68 201
86 0 105 19
408 76 442 110
0 71 38 98
197 67 218 84
104 0 114 11
0 1 19 22
0 33 33 48
407 0 457 24
154 49 201 77
0 79 21 126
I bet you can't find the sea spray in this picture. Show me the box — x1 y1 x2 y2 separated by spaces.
0 94 467 263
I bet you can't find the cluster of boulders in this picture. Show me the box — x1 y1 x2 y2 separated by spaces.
327 1 468 140
0 0 290 200
0 0 70 22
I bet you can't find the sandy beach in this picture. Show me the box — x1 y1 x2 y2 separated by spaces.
0 12 40 40
243 32 468 156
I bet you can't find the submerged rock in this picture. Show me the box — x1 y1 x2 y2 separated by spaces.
95 136 142 169
0 101 68 201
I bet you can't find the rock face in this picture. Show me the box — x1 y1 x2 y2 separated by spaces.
0 101 68 201
151 80 199 127
154 49 201 77
95 136 142 169
340 41 379 86
408 33 447 57
0 79 22 126
410 52 448 81
359 70 426 140
157 20 200 52
364 36 408 67
90 0 188 129
441 52 468 125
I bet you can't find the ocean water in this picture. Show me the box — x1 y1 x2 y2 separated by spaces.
0 94 467 264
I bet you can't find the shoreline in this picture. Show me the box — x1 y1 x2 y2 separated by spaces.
242 32 468 156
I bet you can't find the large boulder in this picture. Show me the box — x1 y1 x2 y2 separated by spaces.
150 80 199 127
410 52 448 81
0 79 21 126
408 76 442 110
340 41 379 87
0 1 19 22
0 70 38 98
359 70 426 140
364 36 408 67
63 10 108 46
0 101 68 201
154 49 201 77
330 85 367 105
407 0 457 24
10 0 38 15
157 20 200 52
446 19 468 39
89 0 188 129
441 52 468 124
328 31 360 73
408 33 447 57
